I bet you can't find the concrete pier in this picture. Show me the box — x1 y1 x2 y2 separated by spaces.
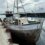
0 22 9 45
0 22 19 45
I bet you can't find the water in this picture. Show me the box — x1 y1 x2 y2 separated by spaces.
36 20 45 45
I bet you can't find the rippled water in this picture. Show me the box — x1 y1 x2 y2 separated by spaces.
36 20 45 45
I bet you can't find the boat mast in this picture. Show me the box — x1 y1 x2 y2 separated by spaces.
17 0 19 25
13 0 28 25
17 0 18 14
13 0 19 14
13 0 15 14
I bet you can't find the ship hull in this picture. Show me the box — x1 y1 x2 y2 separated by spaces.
6 29 41 45
4 24 41 45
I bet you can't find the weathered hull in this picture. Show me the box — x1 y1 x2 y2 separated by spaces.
6 29 41 45
8 29 41 42
5 24 41 45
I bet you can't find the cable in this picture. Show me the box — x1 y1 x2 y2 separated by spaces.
20 0 26 14
20 0 28 21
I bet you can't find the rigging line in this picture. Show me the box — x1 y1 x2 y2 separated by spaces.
13 0 31 13
20 0 26 14
20 0 28 21
14 3 31 8
20 0 29 22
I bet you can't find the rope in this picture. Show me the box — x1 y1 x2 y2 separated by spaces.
20 0 26 14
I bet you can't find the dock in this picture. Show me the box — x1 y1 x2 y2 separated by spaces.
0 22 19 45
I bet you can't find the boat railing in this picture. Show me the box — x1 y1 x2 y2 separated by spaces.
7 23 41 30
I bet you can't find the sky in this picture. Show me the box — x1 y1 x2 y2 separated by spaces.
0 0 45 13
0 0 45 19
0 0 45 45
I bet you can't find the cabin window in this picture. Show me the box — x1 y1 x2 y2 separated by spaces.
19 20 21 24
15 19 18 25
22 23 23 25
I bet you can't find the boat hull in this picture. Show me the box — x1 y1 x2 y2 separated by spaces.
6 28 41 45
4 23 41 45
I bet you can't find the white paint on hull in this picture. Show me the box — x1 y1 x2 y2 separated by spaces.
7 24 41 30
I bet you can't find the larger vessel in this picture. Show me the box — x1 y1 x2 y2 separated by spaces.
2 0 44 45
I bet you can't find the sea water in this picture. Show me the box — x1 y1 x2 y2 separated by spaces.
36 20 45 45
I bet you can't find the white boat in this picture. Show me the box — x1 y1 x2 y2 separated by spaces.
2 0 43 45
4 17 42 45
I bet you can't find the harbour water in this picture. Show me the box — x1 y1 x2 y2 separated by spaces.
36 20 45 45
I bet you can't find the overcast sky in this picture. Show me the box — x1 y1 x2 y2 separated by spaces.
0 0 45 19
0 0 45 13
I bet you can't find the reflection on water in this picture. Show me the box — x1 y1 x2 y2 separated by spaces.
36 20 45 45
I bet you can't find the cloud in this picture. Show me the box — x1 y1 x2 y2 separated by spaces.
0 0 45 13
0 0 45 19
